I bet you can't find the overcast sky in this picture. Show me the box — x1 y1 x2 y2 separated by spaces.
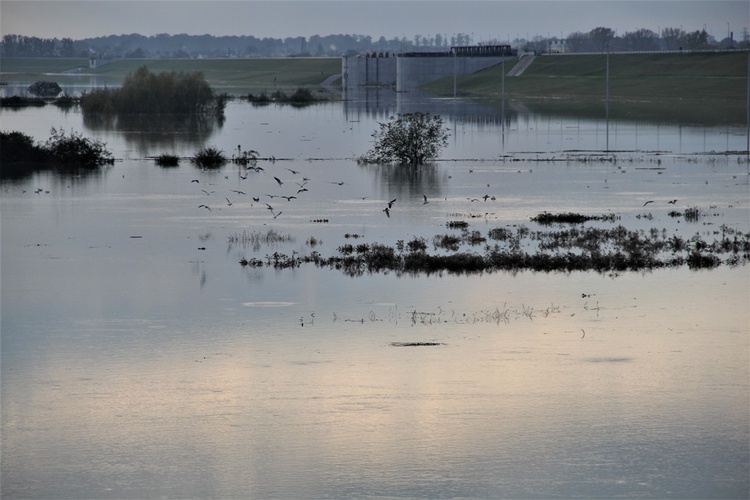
2 1 748 42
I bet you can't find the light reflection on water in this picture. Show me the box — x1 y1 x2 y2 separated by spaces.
1 101 749 499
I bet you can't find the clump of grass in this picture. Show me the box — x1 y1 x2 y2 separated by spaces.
228 229 293 251
247 92 272 105
531 212 620 225
407 237 427 253
155 153 180 167
466 230 486 246
433 234 461 251
683 207 701 222
306 236 320 247
447 221 469 229
192 146 226 168
488 227 513 241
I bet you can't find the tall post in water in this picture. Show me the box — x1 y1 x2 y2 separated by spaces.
453 50 457 100
501 57 506 132
605 46 610 153
746 50 749 162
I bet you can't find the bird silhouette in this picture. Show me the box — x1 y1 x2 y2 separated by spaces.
286 168 301 175
225 197 233 206
272 211 283 219
265 203 274 211
387 198 397 209
297 188 309 194
198 204 211 211
668 199 678 204
201 189 214 196
383 207 391 218
231 190 246 195
422 194 429 204
191 179 199 183
252 197 260 202
281 196 297 201
273 177 283 186
643 200 654 206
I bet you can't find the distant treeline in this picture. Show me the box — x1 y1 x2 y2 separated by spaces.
3 27 746 60
0 32 472 59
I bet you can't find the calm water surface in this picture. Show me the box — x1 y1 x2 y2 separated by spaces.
1 99 749 499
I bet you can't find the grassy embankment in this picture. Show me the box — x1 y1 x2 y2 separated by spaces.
0 57 342 95
422 52 749 124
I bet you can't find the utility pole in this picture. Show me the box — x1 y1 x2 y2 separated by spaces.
606 44 610 152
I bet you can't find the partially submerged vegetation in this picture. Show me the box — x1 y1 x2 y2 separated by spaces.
240 213 749 275
80 66 227 116
246 87 325 106
531 212 620 225
1 128 114 177
358 112 450 166
154 153 180 167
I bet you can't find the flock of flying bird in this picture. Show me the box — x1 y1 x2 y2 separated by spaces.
190 160 681 221
191 162 439 221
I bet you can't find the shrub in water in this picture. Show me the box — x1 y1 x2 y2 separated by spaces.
192 146 227 168
155 153 180 167
43 127 114 167
359 112 450 166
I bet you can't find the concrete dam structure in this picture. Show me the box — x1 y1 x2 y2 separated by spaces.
342 45 517 96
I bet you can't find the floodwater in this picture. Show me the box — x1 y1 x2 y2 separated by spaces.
1 95 749 499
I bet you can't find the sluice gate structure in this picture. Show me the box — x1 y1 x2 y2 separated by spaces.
342 45 517 97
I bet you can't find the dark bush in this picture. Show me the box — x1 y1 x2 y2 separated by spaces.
28 81 62 97
191 146 226 168
155 153 180 167
43 127 114 167
0 131 46 164
81 66 225 116
358 112 450 166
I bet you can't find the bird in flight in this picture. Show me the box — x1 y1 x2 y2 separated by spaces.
668 199 678 204
422 194 429 204
198 204 211 211
225 197 233 206
387 198 397 209
201 189 214 196
231 190 246 195
643 200 654 206
191 179 199 183
273 177 283 186
286 168 301 175
281 195 297 201
383 207 391 218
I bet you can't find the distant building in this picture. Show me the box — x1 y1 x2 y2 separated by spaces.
342 44 518 94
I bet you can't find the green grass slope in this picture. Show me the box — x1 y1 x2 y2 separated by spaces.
0 57 342 94
424 52 748 103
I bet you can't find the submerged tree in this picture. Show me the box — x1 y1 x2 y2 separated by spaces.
81 66 226 116
359 112 449 166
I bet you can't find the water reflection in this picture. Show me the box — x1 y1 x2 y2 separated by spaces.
1 91 748 498
82 112 224 157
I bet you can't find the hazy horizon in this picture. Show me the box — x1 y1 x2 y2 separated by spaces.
2 1 748 43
